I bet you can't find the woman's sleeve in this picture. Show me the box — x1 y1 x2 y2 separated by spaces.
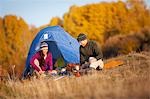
30 53 41 72
48 52 53 70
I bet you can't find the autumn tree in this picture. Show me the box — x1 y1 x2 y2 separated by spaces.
0 17 7 68
61 1 150 44
49 17 63 26
0 15 32 75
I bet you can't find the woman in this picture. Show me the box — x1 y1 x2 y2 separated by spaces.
30 42 54 75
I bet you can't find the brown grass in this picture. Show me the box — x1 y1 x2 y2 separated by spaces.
0 52 150 99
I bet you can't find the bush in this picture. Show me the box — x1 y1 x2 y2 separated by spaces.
102 34 142 58
102 28 150 59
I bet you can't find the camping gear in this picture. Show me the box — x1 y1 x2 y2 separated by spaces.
104 60 124 69
54 76 66 81
22 26 80 79
66 63 81 77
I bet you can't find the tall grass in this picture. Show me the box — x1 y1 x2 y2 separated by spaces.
0 52 150 99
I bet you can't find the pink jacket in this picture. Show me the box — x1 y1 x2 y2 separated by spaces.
30 52 53 72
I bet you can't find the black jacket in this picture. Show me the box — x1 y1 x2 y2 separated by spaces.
80 40 103 64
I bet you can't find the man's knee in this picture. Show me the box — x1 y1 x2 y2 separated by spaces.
97 59 104 68
89 59 104 69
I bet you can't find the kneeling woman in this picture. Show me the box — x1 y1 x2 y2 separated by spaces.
30 42 53 76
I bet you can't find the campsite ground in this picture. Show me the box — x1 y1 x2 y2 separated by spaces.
0 51 150 99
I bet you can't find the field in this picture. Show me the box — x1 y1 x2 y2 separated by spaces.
0 52 150 99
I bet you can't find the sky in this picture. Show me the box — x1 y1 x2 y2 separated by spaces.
0 0 150 27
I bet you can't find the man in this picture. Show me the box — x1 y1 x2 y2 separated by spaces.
77 33 104 70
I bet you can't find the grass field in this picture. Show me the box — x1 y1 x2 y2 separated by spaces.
0 52 150 99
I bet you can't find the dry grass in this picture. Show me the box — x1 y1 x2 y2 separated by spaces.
0 52 150 99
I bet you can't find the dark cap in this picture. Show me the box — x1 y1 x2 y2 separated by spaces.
77 33 87 42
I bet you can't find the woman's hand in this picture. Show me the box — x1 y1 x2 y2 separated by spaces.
39 70 45 74
48 70 57 75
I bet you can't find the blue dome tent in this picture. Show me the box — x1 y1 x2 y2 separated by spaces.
22 26 80 78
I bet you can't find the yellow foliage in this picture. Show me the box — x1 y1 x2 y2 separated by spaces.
61 1 150 44
0 15 32 73
49 17 62 26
